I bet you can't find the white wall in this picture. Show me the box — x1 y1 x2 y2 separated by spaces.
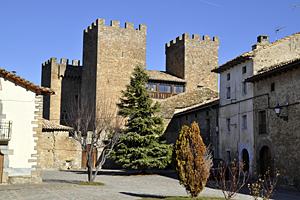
218 60 255 170
0 76 37 175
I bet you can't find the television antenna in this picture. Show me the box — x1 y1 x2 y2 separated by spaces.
291 4 300 11
275 26 286 41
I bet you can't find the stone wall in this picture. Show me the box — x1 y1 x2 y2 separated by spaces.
38 129 81 170
159 87 219 144
252 65 300 188
164 98 219 158
253 33 300 74
166 33 219 91
82 19 147 117
42 58 81 124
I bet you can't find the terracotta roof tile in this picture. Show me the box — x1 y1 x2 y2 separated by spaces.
147 70 185 82
42 119 72 131
0 67 54 95
174 97 219 115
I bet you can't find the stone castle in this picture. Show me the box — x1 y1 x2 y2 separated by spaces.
41 18 219 125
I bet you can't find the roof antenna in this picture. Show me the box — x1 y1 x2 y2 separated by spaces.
275 26 286 41
291 4 300 11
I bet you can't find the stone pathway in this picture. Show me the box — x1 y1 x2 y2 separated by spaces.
0 169 299 200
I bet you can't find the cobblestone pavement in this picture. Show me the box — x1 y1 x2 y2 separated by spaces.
0 169 299 200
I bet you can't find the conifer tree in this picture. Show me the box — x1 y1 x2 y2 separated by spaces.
110 65 172 173
172 121 210 197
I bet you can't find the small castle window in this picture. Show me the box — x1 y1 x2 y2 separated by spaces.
226 87 231 99
271 83 275 91
227 73 230 81
242 115 247 129
242 66 246 74
242 82 247 95
121 51 125 58
226 118 230 131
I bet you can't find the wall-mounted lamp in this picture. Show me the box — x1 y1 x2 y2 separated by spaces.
275 104 288 121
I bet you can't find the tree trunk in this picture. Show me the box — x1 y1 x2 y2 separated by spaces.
87 158 93 182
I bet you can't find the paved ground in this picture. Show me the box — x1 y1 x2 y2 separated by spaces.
0 169 299 200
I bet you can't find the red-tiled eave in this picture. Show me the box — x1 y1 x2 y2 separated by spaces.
245 58 300 82
42 119 73 131
0 67 55 95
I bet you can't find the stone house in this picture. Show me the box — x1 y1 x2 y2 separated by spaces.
163 96 219 158
0 67 54 184
212 32 300 174
41 18 219 128
38 119 81 170
245 58 300 187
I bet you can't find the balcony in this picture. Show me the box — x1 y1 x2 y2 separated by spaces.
0 120 12 141
147 91 178 99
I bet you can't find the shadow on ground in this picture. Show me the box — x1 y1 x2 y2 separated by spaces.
42 179 80 184
120 191 170 199
59 169 178 179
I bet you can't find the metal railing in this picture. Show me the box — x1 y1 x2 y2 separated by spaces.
0 120 12 141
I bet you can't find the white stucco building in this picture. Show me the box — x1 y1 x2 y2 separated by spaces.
0 67 53 184
212 33 300 174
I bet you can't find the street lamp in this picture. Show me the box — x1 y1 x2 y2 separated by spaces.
274 104 288 121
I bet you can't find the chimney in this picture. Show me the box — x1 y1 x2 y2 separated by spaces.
252 35 269 50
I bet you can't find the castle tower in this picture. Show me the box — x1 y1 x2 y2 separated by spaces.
81 19 147 113
41 58 81 124
165 33 219 91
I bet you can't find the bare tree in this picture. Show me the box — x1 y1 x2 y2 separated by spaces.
66 97 124 182
208 159 250 200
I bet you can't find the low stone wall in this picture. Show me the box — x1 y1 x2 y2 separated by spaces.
38 130 82 170
8 176 42 184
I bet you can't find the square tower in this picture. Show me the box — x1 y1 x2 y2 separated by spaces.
165 33 219 91
81 19 147 112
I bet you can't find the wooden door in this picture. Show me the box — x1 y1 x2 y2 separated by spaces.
81 146 97 168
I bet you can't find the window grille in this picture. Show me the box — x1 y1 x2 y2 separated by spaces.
0 120 12 141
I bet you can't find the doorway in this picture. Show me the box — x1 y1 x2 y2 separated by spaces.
260 146 272 176
242 149 250 172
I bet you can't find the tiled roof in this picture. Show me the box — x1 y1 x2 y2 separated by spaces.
0 67 54 95
174 97 219 115
212 32 300 73
42 119 73 131
146 70 185 83
245 58 300 82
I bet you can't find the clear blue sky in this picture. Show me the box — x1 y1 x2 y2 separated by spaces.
1 0 299 86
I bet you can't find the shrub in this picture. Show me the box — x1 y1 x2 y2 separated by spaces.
172 122 211 198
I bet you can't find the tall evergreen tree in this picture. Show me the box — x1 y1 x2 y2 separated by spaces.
110 65 172 173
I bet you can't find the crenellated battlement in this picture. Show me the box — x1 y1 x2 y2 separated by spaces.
83 18 147 34
165 33 219 49
42 57 80 67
